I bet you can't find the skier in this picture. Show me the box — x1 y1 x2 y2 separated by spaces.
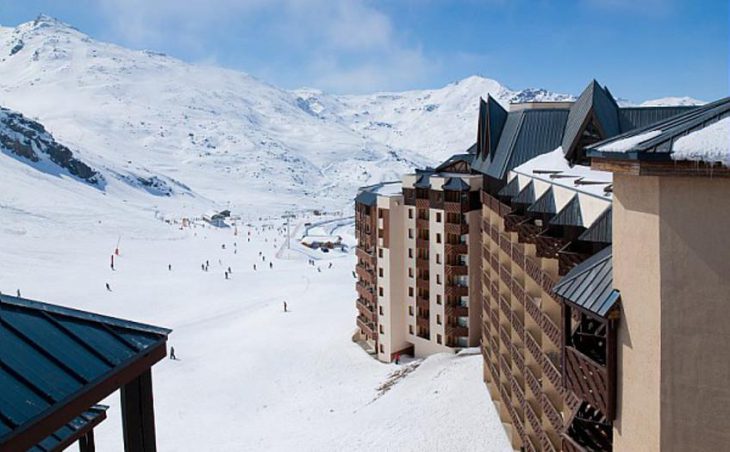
201 263 205 271
269 262 273 269
168 264 172 271
317 267 321 273
225 271 229 280
170 346 177 360
228 266 232 274
105 283 112 292
253 264 257 271
352 271 356 279
394 353 400 365
222 244 226 249
283 301 288 312
16 289 21 297
328 262 333 269
110 255 115 271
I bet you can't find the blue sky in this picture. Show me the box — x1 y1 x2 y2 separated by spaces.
1 0 727 100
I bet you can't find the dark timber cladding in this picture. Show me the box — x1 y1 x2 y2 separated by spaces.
0 294 170 452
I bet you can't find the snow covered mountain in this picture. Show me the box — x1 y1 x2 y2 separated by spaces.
0 15 700 219
641 96 706 107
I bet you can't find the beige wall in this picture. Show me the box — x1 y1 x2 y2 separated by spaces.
613 173 730 452
657 176 730 451
613 174 662 452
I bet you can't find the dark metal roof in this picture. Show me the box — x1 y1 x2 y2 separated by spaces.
578 206 612 243
618 106 697 131
587 97 730 161
549 195 583 226
527 187 557 214
442 177 471 191
497 176 520 198
435 153 474 173
562 80 620 161
474 96 508 164
414 173 432 188
512 180 535 205
0 295 170 450
553 246 618 318
29 406 107 452
354 190 377 206
475 109 569 180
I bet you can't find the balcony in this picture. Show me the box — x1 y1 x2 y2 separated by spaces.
445 222 469 235
535 233 566 259
542 312 561 347
499 324 511 349
416 278 430 290
446 242 468 255
499 263 511 287
416 296 430 310
416 217 429 229
446 304 469 318
542 392 563 432
525 296 543 327
541 434 559 452
444 200 468 213
512 280 527 308
510 341 525 372
445 284 469 297
416 257 429 269
499 295 511 319
558 244 590 276
446 324 469 337
489 281 499 302
524 398 542 436
416 238 429 249
355 246 375 263
445 263 468 277
511 242 525 267
503 213 524 232
482 190 512 217
517 220 542 244
525 330 542 367
524 365 542 399
511 311 525 341
415 198 429 209
499 354 512 379
356 298 376 323
355 264 375 284
565 346 611 418
498 233 512 255
524 255 543 286
355 281 375 303
416 315 430 329
356 316 375 338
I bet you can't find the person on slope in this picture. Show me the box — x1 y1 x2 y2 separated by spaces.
105 283 112 292
283 301 288 312
170 346 177 360
269 262 273 269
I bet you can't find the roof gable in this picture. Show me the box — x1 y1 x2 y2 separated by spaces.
553 246 618 318
562 80 620 162
579 206 612 243
550 195 583 226
527 187 557 214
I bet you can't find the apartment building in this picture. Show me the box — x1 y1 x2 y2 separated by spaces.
354 155 483 361
476 83 728 452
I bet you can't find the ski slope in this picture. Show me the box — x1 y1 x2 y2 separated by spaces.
0 210 511 451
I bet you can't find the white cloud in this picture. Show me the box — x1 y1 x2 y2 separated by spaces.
95 0 437 93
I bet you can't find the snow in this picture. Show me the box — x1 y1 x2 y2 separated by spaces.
0 207 511 451
512 147 613 198
597 130 663 153
672 117 730 166
640 96 705 107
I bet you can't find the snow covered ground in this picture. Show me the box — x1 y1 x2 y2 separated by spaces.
0 208 511 451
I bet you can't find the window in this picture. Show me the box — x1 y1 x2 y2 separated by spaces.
408 209 413 219
436 294 442 305
379 306 383 315
409 306 414 316
379 325 384 334
436 254 441 264
380 344 384 353
378 287 384 296
408 268 414 278
437 334 442 344
436 274 441 285
409 325 414 334
436 233 442 244
437 314 442 325
378 268 383 277
378 209 383 218
436 212 442 223
408 248 413 258
378 249 383 258
408 287 414 297
408 228 414 239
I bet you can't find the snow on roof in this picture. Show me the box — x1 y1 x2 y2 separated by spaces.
596 129 663 153
671 117 730 166
371 181 403 196
511 147 612 198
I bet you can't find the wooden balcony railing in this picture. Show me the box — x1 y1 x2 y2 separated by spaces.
444 201 467 213
524 397 542 435
446 324 469 337
499 295 512 319
445 285 469 297
499 324 511 349
445 263 468 277
503 214 524 232
524 435 539 452
511 376 526 408
445 242 468 256
415 198 429 209
416 217 429 229
511 242 525 266
356 299 377 323
499 233 512 255
511 341 525 372
512 311 525 341
535 233 566 259
416 278 430 290
416 257 429 269
541 270 558 296
518 220 542 244
562 435 588 452
445 222 469 235
525 365 542 399
512 280 527 308
487 356 500 382
356 316 375 338
525 296 543 327
446 304 469 318
499 263 512 287
558 244 590 276
416 238 429 248
542 393 563 432
416 296 429 309
416 316 430 329
490 253 500 273
524 255 543 286
541 434 559 452
355 281 375 303
542 312 562 347
499 354 512 381
355 246 376 262
489 306 500 331
355 264 375 284
565 346 611 418
525 330 542 366
542 351 562 390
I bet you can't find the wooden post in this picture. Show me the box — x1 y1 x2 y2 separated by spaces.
121 369 157 452
79 430 95 452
